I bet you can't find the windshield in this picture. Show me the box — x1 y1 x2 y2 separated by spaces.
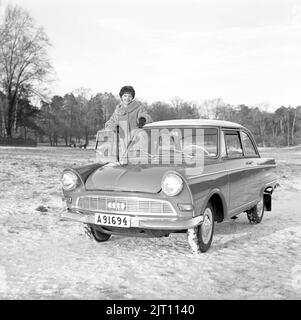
95 127 218 166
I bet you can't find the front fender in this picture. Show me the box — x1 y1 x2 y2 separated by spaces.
195 188 228 220
63 162 107 189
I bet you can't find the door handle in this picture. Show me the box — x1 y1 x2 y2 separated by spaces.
245 161 253 165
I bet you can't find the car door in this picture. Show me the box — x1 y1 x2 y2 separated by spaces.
222 129 250 214
239 130 261 202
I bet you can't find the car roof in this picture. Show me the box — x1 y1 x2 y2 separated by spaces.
144 119 245 129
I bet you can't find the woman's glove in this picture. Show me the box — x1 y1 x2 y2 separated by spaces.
138 117 146 128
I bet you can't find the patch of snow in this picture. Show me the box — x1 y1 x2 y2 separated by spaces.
0 147 301 299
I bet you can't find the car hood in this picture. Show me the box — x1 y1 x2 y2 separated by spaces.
85 164 183 193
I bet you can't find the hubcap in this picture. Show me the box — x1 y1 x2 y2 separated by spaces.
201 208 213 244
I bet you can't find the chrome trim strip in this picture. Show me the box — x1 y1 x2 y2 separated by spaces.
188 164 276 180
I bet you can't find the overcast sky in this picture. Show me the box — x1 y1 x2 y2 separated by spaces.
1 0 301 109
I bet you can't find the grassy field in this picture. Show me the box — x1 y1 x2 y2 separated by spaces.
0 146 301 299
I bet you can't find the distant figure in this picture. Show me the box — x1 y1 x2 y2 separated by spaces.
73 143 76 148
83 143 87 149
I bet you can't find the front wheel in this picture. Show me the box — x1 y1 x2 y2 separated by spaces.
83 224 111 242
187 202 215 253
246 195 264 224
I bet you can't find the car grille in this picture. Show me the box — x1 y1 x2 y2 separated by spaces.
75 196 176 216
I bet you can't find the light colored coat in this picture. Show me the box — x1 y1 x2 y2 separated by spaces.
105 100 152 133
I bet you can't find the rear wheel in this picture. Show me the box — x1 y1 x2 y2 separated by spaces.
246 195 264 224
83 224 111 242
187 202 215 253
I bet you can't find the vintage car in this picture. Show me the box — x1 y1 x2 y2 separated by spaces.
60 119 277 253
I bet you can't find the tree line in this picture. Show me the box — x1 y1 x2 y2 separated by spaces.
1 5 301 147
1 90 301 147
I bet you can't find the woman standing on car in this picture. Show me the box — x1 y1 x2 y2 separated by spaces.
105 85 152 133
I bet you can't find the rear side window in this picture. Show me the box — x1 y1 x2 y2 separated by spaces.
241 131 257 156
224 131 243 158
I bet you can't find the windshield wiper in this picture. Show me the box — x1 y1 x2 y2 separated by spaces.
124 149 159 160
159 148 194 159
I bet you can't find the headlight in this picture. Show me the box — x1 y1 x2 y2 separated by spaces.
60 171 79 191
161 173 183 196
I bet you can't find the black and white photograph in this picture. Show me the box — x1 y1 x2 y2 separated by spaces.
0 0 301 302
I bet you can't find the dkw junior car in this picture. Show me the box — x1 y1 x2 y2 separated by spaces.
60 119 277 253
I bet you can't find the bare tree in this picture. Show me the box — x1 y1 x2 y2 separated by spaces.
0 90 7 136
0 5 53 137
199 98 226 119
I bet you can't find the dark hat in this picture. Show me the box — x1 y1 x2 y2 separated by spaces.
119 86 135 98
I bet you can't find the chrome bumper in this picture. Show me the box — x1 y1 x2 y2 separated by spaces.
60 209 204 230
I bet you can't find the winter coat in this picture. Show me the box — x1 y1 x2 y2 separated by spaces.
105 100 152 134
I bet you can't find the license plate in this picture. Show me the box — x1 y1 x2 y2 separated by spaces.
94 213 130 228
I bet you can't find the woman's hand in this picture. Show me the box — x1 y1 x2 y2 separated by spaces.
138 117 146 128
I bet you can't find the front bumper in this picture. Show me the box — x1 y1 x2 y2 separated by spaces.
60 209 204 230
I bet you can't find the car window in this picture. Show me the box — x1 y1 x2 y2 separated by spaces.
224 131 243 158
140 127 218 158
241 131 257 156
181 128 218 157
124 127 218 166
